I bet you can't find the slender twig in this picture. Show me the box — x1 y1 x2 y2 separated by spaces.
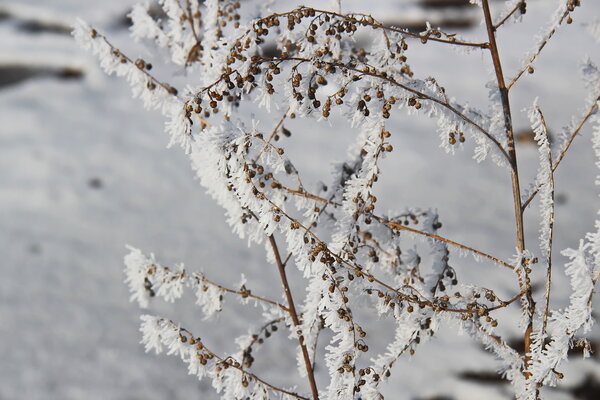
93 30 210 126
141 259 289 312
254 109 289 162
494 1 526 30
507 5 571 90
241 317 287 367
481 0 535 366
268 235 320 400
260 7 489 48
195 274 290 313
265 181 514 270
373 216 514 270
182 0 201 43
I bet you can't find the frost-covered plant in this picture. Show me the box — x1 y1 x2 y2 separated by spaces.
74 0 600 399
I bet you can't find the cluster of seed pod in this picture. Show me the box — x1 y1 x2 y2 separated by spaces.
448 130 465 145
336 353 356 374
242 320 282 368
186 6 418 127
217 1 242 30
407 97 422 109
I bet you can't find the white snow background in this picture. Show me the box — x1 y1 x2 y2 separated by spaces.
1 0 599 399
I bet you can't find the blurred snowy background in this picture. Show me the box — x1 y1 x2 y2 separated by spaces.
1 0 599 399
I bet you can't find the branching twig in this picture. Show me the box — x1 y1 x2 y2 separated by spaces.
173 321 311 400
523 97 600 210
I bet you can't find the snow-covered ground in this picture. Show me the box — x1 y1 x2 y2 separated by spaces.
1 0 599 399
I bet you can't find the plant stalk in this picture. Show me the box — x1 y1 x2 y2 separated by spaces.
269 234 320 400
481 0 536 373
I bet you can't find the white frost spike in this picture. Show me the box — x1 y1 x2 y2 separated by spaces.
587 112 600 281
140 314 166 354
129 2 170 48
526 242 595 397
124 246 157 308
194 273 223 318
124 246 186 305
527 100 554 261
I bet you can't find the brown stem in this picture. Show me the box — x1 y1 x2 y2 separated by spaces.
195 274 290 313
373 216 515 270
481 0 535 371
268 235 320 400
260 7 489 49
507 6 571 90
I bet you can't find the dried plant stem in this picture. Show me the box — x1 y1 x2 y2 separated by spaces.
254 55 510 162
254 109 289 162
268 234 320 400
273 181 514 270
261 8 489 48
536 107 555 339
373 216 514 270
194 274 290 313
523 97 600 210
507 5 571 90
494 1 526 30
181 0 201 43
174 322 311 400
481 0 535 372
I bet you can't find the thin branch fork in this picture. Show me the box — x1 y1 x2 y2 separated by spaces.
522 97 600 210
494 1 526 30
173 322 311 400
263 181 514 270
260 191 524 318
268 235 320 400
